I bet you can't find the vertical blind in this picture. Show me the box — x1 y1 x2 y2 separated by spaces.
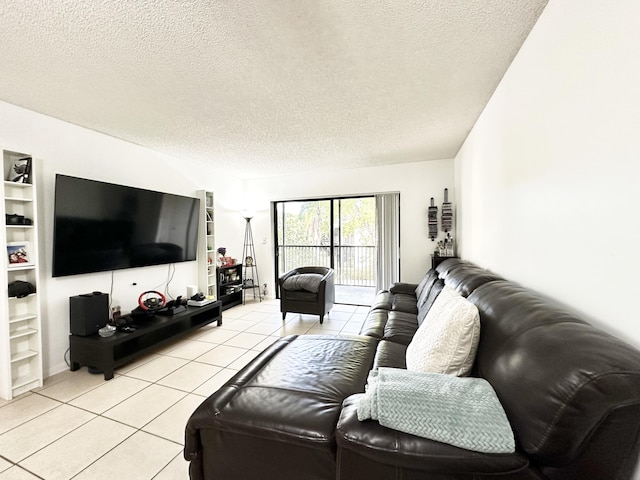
375 192 400 292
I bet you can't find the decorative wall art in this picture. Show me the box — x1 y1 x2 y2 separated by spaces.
428 197 438 241
7 157 32 183
441 188 453 233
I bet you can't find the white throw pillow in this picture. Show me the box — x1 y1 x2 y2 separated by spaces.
406 285 480 376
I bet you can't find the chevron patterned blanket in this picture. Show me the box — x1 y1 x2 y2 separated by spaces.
357 368 515 453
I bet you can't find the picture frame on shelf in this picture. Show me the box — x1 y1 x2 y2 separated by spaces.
7 241 32 266
7 157 32 183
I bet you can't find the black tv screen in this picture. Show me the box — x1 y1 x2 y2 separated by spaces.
53 174 200 277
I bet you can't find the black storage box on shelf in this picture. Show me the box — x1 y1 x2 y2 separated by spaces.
6 213 32 225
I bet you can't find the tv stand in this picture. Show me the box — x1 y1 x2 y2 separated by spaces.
69 301 222 380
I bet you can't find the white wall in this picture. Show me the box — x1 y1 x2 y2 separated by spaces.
244 159 454 297
0 101 235 377
0 101 453 378
456 0 640 346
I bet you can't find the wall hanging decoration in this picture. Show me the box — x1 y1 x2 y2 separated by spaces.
441 188 453 233
428 197 438 241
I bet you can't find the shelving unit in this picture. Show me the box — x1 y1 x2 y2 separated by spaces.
0 149 43 400
217 264 243 310
197 190 217 299
242 215 263 303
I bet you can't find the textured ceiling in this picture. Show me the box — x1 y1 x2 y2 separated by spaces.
0 1 547 179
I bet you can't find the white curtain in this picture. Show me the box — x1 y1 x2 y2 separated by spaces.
375 193 400 292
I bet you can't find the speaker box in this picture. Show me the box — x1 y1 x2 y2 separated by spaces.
70 293 109 336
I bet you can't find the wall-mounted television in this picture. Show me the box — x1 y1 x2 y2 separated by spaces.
52 174 200 277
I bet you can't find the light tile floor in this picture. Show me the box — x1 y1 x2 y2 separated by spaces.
0 299 369 480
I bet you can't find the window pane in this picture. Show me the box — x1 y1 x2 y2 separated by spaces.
277 200 331 274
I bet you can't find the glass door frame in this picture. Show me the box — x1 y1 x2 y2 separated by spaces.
272 195 376 299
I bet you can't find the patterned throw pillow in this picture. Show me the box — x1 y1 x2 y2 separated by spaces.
406 285 480 376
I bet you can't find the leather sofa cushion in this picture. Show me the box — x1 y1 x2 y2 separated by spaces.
392 294 418 314
382 311 419 345
468 281 640 466
185 334 378 479
370 291 418 314
337 394 529 475
282 290 317 302
417 277 444 326
415 269 440 299
188 334 376 442
359 310 418 346
388 282 419 295
444 264 503 298
359 309 388 339
372 340 407 369
371 291 393 310
434 257 466 277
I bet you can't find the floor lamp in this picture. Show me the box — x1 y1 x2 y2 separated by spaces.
241 213 262 303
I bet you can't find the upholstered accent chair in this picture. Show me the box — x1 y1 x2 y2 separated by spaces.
279 266 335 324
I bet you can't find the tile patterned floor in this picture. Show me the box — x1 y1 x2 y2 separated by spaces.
0 299 369 480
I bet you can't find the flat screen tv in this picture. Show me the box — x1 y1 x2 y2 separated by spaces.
53 174 200 277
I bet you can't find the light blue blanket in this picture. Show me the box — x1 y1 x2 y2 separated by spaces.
357 368 515 453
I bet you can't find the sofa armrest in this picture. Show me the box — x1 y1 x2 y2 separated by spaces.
388 282 418 295
320 267 334 284
336 394 529 476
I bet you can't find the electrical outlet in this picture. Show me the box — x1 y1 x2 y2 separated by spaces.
262 237 267 244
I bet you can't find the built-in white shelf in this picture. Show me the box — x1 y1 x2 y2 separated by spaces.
0 149 43 400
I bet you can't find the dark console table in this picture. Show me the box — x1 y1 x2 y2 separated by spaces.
431 254 458 269
69 301 222 380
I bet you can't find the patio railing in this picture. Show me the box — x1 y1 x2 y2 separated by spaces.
278 245 376 287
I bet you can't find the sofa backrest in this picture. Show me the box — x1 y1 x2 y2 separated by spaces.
438 262 504 298
434 257 465 277
467 280 640 480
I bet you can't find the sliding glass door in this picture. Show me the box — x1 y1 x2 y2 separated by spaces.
275 200 332 273
274 194 396 305
332 197 376 288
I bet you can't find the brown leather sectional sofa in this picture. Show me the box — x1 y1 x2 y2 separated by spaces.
184 258 640 479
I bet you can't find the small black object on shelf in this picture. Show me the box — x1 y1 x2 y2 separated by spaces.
8 280 36 298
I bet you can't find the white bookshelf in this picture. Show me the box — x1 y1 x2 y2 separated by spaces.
197 190 217 300
0 149 43 400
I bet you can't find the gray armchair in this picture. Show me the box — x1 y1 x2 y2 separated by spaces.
279 266 335 324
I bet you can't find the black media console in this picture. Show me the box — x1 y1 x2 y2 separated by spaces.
69 301 222 380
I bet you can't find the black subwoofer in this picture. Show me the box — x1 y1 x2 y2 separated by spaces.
70 293 109 336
